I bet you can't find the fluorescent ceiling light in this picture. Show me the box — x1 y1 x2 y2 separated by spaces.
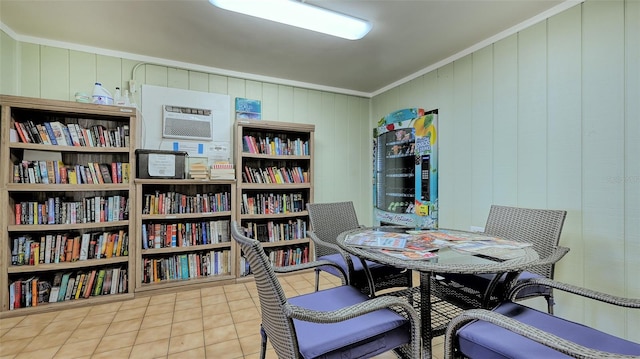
209 0 372 40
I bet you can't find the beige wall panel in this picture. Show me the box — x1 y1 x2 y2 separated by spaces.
96 54 122 97
546 5 585 322
491 35 519 207
19 43 40 98
332 94 351 202
450 55 473 229
436 63 454 228
121 59 138 94
167 68 188 89
277 85 294 123
625 0 640 341
314 92 336 205
262 82 279 121
397 76 422 109
1 31 17 95
351 96 372 223
582 0 627 337
188 71 209 92
145 64 168 87
40 46 69 100
69 50 96 99
208 74 228 94
245 80 263 102
293 88 309 124
470 46 494 227
517 22 547 207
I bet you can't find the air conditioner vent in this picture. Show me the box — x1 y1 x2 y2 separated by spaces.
162 105 213 140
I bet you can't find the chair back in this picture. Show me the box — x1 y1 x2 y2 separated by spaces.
231 221 300 358
307 201 360 258
484 205 567 278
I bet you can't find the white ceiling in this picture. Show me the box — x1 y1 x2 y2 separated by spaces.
1 0 569 96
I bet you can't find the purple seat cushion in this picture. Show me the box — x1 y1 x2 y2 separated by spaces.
458 301 640 358
289 285 410 359
318 253 407 280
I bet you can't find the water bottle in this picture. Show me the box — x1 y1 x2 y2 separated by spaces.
92 82 114 105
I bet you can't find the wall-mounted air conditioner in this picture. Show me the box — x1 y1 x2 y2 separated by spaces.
162 105 213 140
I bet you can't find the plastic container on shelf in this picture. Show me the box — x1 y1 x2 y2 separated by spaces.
92 82 114 105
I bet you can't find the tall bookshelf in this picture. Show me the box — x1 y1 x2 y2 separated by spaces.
0 95 138 317
234 119 315 277
134 179 236 293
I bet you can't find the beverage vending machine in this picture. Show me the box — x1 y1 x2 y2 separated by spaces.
373 108 438 229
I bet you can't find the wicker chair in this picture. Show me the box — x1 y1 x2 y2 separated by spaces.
444 278 640 358
434 205 569 312
307 201 412 296
230 221 422 359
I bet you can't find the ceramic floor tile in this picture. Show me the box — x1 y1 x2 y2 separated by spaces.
0 338 33 356
168 332 204 354
14 346 59 359
112 306 147 322
225 289 250 301
54 306 90 320
144 303 174 317
23 329 72 349
200 286 225 298
67 323 109 342
173 297 201 312
148 293 176 306
238 333 262 356
171 308 203 323
202 302 230 316
140 312 173 330
175 289 201 301
94 331 137 353
118 297 150 310
1 325 43 341
233 320 260 338
15 312 58 327
171 318 203 337
53 337 100 358
227 298 255 312
88 302 122 316
104 317 142 336
129 338 169 359
223 283 247 293
40 317 83 335
90 347 133 359
201 293 227 306
205 339 243 359
203 312 233 330
203 324 237 345
230 307 259 323
167 346 205 359
77 312 115 329
135 324 172 345
0 316 24 330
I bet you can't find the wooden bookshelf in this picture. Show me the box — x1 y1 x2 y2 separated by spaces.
134 179 235 293
234 119 315 277
0 95 138 317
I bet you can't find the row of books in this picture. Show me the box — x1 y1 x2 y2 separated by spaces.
242 219 308 243
8 267 128 310
142 191 231 215
14 195 130 225
238 245 310 277
13 160 130 185
242 165 308 185
242 134 310 156
14 120 130 148
141 250 231 283
11 230 128 266
141 220 230 249
241 192 306 215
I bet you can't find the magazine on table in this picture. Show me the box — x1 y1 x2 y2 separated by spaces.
378 248 438 261
344 230 410 250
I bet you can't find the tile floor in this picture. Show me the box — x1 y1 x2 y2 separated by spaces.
0 271 444 358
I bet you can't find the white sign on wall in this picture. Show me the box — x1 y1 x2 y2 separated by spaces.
140 85 232 163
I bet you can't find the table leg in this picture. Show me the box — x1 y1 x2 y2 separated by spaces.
420 271 432 359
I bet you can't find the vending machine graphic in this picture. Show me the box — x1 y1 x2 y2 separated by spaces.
373 108 438 229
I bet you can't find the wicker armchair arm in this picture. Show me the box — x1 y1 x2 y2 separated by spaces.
444 309 639 359
273 259 348 284
307 231 356 271
284 295 421 359
509 278 640 308
531 246 570 267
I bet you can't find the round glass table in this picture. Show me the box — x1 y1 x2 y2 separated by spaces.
337 227 541 358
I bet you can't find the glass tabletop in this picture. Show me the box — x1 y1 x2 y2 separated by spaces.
337 227 540 274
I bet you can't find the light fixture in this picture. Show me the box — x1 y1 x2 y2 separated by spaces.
209 0 372 40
